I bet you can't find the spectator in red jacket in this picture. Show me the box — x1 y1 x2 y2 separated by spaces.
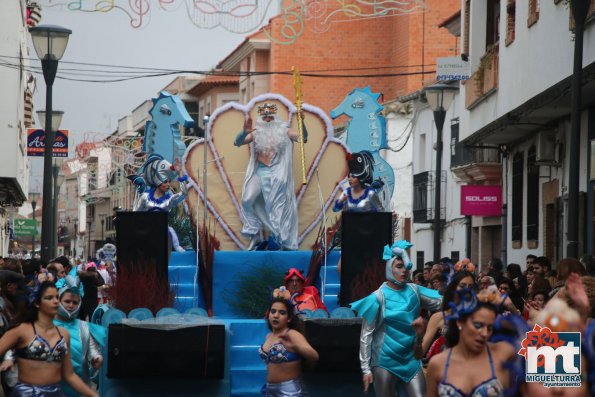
284 268 328 316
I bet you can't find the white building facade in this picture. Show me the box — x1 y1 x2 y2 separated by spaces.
407 92 472 268
0 1 34 256
459 0 595 267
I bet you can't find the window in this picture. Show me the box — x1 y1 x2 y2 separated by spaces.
413 172 431 223
528 0 539 27
486 0 501 48
450 119 474 167
185 101 199 128
511 153 524 244
416 251 425 271
419 133 426 171
505 0 516 46
526 147 539 242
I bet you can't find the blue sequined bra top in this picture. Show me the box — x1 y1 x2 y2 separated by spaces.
258 340 301 364
14 323 68 362
437 345 504 397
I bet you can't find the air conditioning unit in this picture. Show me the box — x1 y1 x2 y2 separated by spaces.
535 131 557 163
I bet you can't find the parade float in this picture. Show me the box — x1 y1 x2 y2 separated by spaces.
95 81 395 396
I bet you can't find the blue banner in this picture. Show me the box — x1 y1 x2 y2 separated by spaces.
27 128 69 157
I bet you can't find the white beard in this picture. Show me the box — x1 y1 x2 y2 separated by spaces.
253 118 286 156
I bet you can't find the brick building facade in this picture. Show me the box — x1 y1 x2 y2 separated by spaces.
219 1 460 114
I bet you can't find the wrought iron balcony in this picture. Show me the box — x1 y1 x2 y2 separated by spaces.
451 146 501 183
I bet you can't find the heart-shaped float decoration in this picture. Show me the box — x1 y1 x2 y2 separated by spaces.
183 93 349 250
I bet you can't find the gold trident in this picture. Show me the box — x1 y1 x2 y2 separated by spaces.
292 66 307 185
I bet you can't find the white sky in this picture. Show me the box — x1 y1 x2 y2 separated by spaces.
29 2 278 187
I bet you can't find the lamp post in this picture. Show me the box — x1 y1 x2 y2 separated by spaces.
30 25 72 263
73 222 78 257
51 159 65 259
425 83 458 262
29 192 40 255
36 110 64 260
87 219 92 260
100 217 105 246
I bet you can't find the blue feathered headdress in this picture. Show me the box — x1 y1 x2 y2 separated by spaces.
382 240 413 270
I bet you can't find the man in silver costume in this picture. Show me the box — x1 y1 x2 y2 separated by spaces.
351 241 442 397
234 103 306 251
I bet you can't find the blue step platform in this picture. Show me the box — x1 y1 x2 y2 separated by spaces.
168 251 203 311
229 320 268 396
169 250 342 316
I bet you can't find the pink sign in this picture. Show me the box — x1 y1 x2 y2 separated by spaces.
460 185 502 216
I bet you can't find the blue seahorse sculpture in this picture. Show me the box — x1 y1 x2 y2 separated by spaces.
330 86 395 201
143 91 195 164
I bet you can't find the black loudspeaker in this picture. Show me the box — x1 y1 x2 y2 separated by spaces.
116 211 169 279
107 323 225 379
301 318 362 372
340 212 393 306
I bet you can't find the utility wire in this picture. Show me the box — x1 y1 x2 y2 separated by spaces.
0 53 437 73
0 53 437 83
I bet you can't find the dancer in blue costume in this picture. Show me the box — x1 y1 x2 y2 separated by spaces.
130 155 189 252
260 297 318 396
53 271 106 397
333 151 383 213
351 241 442 397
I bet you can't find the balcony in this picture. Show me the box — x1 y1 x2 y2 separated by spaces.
465 45 499 109
451 146 502 183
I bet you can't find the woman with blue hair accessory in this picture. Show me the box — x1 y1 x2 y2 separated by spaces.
54 272 106 397
130 154 189 252
333 151 384 213
351 240 442 396
425 288 516 397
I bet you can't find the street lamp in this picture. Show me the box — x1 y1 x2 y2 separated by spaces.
425 83 458 262
37 110 64 260
30 24 72 263
87 219 92 260
29 192 41 255
52 161 65 259
100 217 105 246
73 222 78 257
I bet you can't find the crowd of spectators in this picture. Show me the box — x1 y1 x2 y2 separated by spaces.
409 254 595 396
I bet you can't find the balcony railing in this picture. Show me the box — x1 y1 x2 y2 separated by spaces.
451 146 501 168
465 45 499 109
451 147 502 183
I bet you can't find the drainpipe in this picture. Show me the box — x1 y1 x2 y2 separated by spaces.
500 148 508 266
567 0 589 258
